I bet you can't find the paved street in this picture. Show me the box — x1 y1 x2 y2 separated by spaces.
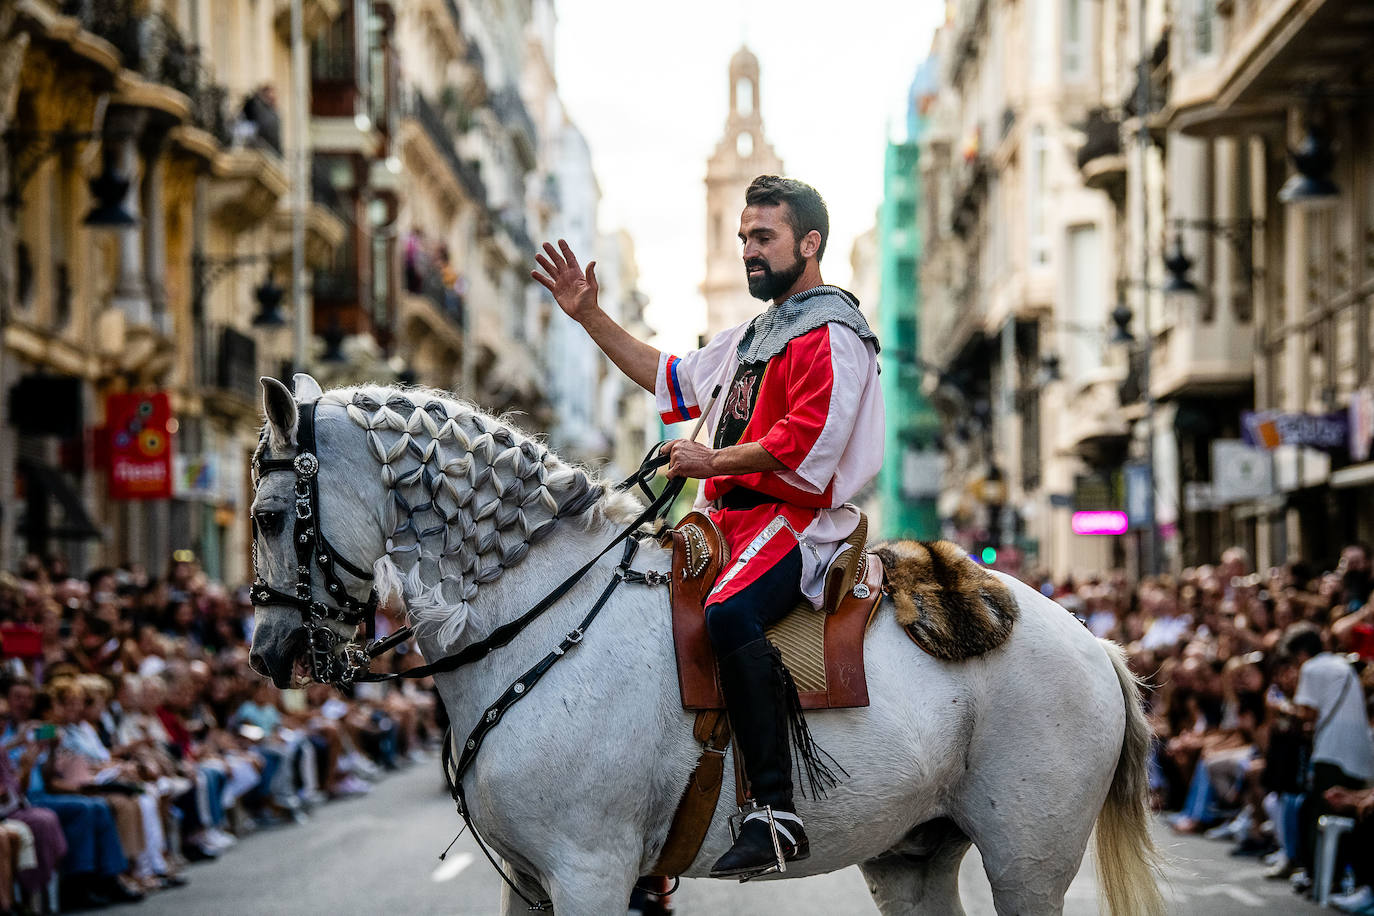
103 761 1326 915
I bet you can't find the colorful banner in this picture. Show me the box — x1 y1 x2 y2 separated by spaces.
1241 409 1348 453
106 392 174 500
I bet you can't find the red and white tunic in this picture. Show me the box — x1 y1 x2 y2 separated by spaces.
656 320 884 606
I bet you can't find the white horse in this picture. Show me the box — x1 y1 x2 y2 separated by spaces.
248 376 1163 916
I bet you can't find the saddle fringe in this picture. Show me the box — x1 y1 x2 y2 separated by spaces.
778 665 847 800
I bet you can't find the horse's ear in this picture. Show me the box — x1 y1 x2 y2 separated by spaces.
260 376 298 447
293 373 324 401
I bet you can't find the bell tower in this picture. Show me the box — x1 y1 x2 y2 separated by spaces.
703 46 784 339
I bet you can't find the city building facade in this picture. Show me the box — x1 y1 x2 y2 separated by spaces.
872 59 941 542
919 0 1374 579
0 0 636 582
920 0 1122 579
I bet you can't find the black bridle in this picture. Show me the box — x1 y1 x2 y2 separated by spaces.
250 402 380 684
252 408 680 908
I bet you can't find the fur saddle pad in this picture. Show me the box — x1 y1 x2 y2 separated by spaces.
871 539 1019 661
667 512 884 712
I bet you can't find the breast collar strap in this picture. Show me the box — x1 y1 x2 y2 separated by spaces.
251 402 380 640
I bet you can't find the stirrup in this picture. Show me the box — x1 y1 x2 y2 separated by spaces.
726 801 800 879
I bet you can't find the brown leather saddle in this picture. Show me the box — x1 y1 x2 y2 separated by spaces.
650 509 883 876
667 510 884 712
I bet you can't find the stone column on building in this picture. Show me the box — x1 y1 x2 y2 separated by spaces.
139 124 172 335
0 9 29 567
105 106 152 326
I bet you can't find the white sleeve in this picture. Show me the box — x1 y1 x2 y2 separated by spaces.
654 326 740 425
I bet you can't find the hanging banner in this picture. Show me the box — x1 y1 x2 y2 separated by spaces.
106 392 174 500
1350 389 1374 463
1242 409 1348 453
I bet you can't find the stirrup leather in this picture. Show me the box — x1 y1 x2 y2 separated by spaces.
727 802 803 877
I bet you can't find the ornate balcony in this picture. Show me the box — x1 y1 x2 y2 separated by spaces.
491 87 537 170
408 88 487 208
273 0 342 44
1076 108 1125 200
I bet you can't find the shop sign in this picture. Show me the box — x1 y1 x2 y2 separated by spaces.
1071 511 1128 536
1242 410 1348 453
1123 461 1153 530
174 454 219 502
1211 440 1274 505
106 392 174 500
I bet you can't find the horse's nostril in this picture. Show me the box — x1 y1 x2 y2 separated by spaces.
248 651 270 678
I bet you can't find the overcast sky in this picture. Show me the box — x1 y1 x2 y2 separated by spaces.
553 0 944 351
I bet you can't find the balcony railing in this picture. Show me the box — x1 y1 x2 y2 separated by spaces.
498 209 534 256
1076 107 1122 169
492 87 536 157
409 89 487 207
310 156 346 217
62 3 232 145
197 325 258 403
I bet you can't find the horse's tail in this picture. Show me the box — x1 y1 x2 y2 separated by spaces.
1094 639 1165 916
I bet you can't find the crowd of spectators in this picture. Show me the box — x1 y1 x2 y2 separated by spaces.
1028 542 1374 911
0 552 440 913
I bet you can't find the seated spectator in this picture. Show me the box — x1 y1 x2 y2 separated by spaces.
1279 622 1374 896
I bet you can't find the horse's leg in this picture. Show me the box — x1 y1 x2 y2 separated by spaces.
498 862 548 916
541 846 639 916
860 819 972 916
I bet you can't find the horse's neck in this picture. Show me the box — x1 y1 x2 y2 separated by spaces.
415 518 655 715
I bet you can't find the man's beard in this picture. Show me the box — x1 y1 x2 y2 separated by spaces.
745 246 806 301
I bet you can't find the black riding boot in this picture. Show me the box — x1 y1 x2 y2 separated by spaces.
709 638 810 879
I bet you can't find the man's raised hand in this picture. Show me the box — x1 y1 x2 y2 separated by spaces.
532 239 598 322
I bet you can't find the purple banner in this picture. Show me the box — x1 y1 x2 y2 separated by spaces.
1241 410 1348 453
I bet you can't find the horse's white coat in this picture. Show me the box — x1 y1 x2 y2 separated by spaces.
250 379 1161 916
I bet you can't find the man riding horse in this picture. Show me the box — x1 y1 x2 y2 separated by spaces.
532 175 883 880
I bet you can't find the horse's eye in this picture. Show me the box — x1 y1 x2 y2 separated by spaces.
254 510 286 537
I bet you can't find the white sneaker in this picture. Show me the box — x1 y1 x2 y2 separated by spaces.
205 828 237 850
1332 886 1374 912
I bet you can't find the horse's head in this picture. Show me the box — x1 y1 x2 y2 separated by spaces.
248 374 645 687
248 374 386 688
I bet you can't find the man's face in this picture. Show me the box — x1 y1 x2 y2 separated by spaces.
739 204 805 302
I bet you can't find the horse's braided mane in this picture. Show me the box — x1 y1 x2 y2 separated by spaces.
309 384 642 647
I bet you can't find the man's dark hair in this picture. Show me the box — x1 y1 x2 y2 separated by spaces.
1279 622 1324 660
745 175 830 261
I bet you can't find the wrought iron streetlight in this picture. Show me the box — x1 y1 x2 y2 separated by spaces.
320 320 347 363
82 152 137 227
1161 235 1198 295
1278 119 1339 208
251 274 287 327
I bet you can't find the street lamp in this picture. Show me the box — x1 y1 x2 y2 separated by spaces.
1278 116 1339 208
191 250 289 320
1110 299 1136 346
3 126 136 227
83 150 137 227
320 320 347 363
1161 235 1198 295
251 274 287 327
